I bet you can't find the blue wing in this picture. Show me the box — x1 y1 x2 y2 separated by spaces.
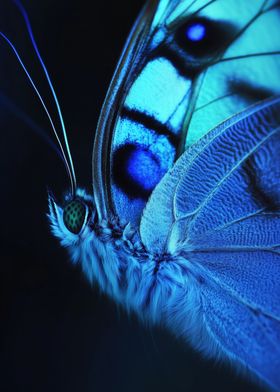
93 0 280 228
140 96 280 389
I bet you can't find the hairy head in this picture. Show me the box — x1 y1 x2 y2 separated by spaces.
48 189 96 258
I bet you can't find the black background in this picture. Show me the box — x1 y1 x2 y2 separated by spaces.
0 1 264 391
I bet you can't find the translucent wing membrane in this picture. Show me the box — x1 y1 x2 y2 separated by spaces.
140 96 280 389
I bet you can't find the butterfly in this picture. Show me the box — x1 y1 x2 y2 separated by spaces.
1 0 280 390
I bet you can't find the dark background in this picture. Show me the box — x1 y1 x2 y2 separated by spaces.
0 1 264 391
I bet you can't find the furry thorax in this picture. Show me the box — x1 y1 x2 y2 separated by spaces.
48 188 224 362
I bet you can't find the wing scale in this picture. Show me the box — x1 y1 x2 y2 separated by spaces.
140 96 280 389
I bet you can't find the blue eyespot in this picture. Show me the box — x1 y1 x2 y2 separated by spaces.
176 17 236 59
112 143 165 199
126 148 161 192
185 22 206 42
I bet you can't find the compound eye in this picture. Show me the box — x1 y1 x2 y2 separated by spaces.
63 199 87 234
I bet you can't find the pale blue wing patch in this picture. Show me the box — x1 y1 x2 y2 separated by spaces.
185 0 280 146
125 57 191 127
151 0 179 29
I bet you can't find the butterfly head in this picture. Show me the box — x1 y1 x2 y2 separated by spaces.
48 189 96 250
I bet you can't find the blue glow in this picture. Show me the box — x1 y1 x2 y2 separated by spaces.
125 58 191 124
127 149 162 191
186 23 206 42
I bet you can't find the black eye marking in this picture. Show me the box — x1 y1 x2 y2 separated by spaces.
148 17 237 78
63 200 87 234
112 143 166 200
175 17 237 58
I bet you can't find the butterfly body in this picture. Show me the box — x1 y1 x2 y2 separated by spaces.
49 188 211 357
49 95 280 390
2 0 279 390
49 0 280 388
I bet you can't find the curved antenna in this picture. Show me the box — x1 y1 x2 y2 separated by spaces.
13 0 77 195
0 30 75 194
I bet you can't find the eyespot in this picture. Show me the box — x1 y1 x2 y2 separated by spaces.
63 199 87 234
112 143 165 199
185 22 206 42
176 17 236 58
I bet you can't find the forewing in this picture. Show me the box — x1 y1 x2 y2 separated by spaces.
93 0 280 227
93 0 183 224
92 0 160 221
140 96 280 388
